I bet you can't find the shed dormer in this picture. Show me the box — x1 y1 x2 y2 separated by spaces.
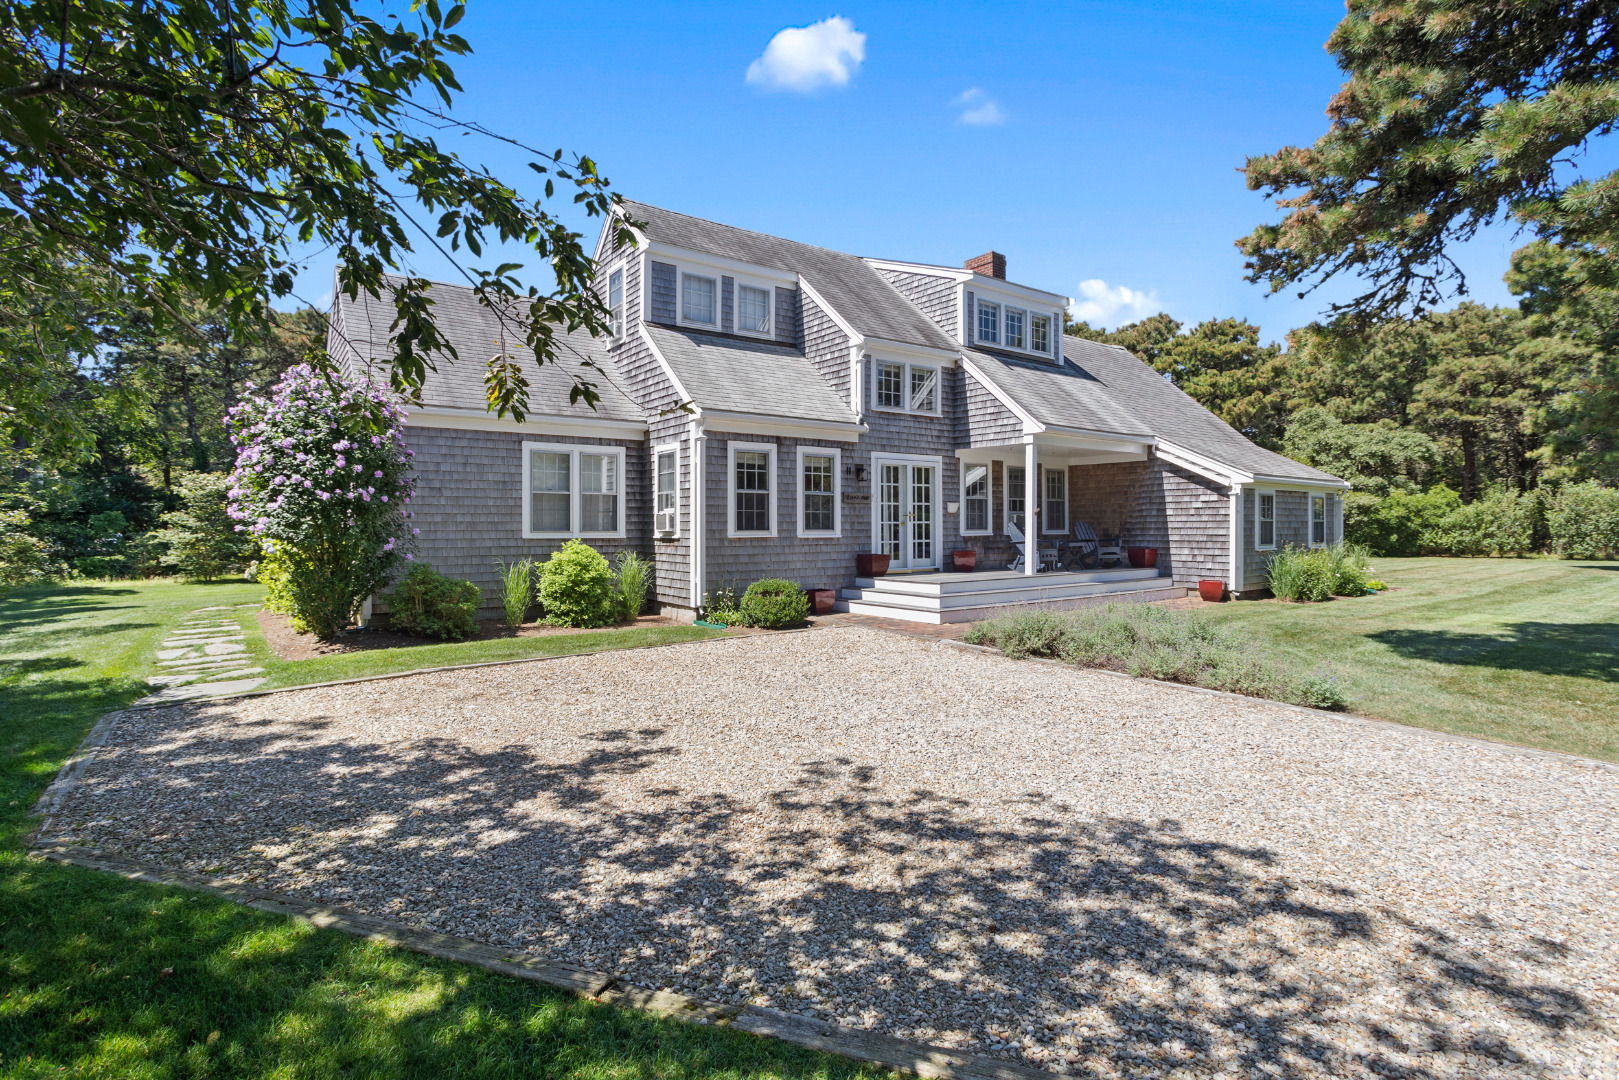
864 255 1070 363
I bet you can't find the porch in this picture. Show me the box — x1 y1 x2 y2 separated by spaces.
835 566 1186 625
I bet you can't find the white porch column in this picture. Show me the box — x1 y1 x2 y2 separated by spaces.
1024 440 1038 576
690 421 706 612
1228 483 1244 594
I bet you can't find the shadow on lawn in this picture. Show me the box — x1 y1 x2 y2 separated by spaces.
42 704 1608 1080
1370 622 1619 683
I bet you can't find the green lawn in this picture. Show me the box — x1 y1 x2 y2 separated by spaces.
1200 557 1619 761
0 580 857 1080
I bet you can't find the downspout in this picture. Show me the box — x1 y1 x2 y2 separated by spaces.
1228 483 1244 596
690 419 707 615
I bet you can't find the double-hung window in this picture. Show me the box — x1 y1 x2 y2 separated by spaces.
682 273 716 326
977 300 1000 345
962 465 989 534
1006 465 1026 531
873 360 940 415
607 269 624 338
728 442 776 537
1311 495 1327 547
1043 467 1068 534
1255 491 1276 549
797 447 840 536
654 446 678 536
1030 314 1050 355
523 442 627 538
737 284 771 334
1004 308 1026 350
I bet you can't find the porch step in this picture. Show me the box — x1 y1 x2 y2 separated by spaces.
835 572 1187 625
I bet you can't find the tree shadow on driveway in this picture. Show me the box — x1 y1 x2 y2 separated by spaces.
50 703 1611 1080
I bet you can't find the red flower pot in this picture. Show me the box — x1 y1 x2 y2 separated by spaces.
807 588 836 615
856 553 890 577
1127 546 1158 569
1198 579 1226 603
951 549 977 572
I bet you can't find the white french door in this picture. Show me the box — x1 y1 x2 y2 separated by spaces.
874 455 940 570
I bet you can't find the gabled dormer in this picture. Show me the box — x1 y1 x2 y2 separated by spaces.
864 253 1070 363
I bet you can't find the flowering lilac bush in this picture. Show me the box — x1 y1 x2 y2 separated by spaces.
227 362 417 638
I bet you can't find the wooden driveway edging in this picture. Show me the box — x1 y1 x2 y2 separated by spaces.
29 837 1053 1080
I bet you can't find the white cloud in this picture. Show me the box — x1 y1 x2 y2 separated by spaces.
954 87 1005 126
746 16 866 92
1068 279 1164 328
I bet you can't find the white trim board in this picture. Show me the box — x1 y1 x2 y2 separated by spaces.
404 406 646 441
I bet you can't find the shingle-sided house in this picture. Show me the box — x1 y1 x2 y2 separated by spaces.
329 202 1348 623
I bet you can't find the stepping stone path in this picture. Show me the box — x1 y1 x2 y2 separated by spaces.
135 604 267 706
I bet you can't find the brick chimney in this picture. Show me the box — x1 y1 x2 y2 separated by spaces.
964 251 1006 279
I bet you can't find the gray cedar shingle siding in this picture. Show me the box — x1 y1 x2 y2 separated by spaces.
1241 487 1343 594
649 261 677 323
774 286 801 346
398 426 649 611
965 372 1024 445
802 292 852 402
1065 458 1229 589
874 268 959 339
721 276 734 334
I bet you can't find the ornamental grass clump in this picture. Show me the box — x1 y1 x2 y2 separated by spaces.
1268 543 1374 601
496 558 536 628
613 551 652 623
537 540 615 627
226 362 416 639
963 603 1346 710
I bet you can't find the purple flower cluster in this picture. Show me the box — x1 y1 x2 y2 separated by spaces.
226 364 417 564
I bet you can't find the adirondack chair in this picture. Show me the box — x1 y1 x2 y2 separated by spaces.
1008 519 1058 573
1070 521 1124 568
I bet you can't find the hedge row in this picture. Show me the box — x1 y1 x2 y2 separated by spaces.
1345 482 1619 559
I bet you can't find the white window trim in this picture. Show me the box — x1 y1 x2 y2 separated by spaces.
976 299 1000 345
1042 466 1068 535
521 441 628 540
1004 306 1027 351
960 462 991 536
796 445 842 538
726 441 778 538
870 359 942 417
679 271 719 329
1310 494 1327 548
607 266 625 340
733 280 775 339
1254 488 1277 551
1003 462 1027 536
653 442 680 538
1030 312 1051 356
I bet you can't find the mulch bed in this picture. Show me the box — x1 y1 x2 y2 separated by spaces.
256 609 686 661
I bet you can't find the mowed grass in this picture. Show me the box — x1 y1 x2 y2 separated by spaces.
0 580 851 1080
1199 557 1619 761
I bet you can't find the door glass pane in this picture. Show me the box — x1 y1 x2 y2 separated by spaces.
530 451 570 533
735 450 770 532
879 464 903 560
580 453 618 532
803 454 834 532
911 466 934 565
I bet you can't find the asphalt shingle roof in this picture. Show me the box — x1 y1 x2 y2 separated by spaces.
332 277 644 423
963 346 1152 438
620 201 961 352
643 325 860 427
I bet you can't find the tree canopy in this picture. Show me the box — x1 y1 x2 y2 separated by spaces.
1239 0 1619 323
0 0 628 447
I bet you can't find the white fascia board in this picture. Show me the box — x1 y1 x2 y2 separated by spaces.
591 208 646 264
1154 439 1249 488
643 241 799 288
701 410 866 443
862 258 972 282
1036 427 1156 453
963 275 1070 309
797 277 861 342
959 355 1042 434
637 323 700 414
404 406 647 440
1248 473 1353 490
861 335 960 365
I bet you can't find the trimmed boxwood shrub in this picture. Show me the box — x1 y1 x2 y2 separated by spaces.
740 578 809 629
381 562 481 641
538 540 616 627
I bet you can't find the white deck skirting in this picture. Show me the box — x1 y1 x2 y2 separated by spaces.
835 568 1187 624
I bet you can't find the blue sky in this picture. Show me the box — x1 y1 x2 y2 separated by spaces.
291 1 1611 344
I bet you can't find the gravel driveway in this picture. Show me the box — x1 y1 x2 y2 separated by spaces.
49 627 1618 1079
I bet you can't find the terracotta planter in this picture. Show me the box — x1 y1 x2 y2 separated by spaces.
807 588 836 615
951 549 978 572
1198 578 1227 603
856 553 890 577
1127 546 1159 569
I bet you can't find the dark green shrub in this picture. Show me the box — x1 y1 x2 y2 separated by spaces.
1344 486 1461 555
1548 482 1619 559
381 562 481 641
537 540 616 627
740 578 809 629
